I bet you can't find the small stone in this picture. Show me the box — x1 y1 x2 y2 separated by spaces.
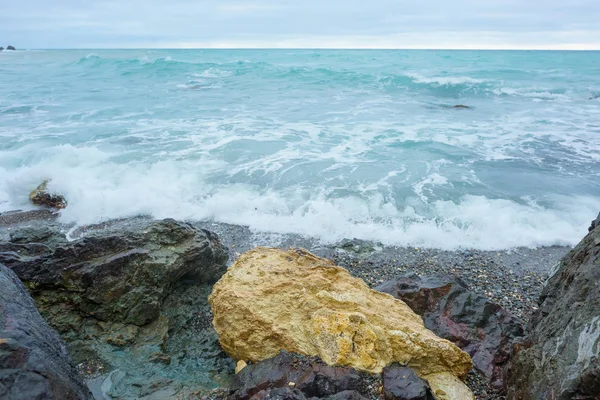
235 360 247 374
29 180 68 209
148 352 171 365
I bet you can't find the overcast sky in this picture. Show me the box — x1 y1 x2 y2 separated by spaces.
1 0 599 49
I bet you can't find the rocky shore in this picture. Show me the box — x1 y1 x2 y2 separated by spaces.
0 201 597 400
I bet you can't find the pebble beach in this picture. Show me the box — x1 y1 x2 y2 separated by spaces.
0 211 574 399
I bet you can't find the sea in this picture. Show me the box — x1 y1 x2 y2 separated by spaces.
1 49 599 250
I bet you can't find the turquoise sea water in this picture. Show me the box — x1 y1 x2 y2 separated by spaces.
1 49 599 249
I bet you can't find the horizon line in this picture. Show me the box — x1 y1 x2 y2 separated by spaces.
20 47 600 51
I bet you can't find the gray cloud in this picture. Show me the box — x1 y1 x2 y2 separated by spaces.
1 0 599 48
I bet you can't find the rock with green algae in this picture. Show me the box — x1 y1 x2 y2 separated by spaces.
0 218 227 328
0 217 234 399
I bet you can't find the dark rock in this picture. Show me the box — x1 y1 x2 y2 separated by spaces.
589 212 600 232
0 218 227 328
376 273 524 393
246 387 308 400
453 105 470 109
230 351 377 400
506 225 600 399
0 47 3 51
0 217 232 399
6 46 15 50
326 391 369 400
382 364 435 400
29 180 68 209
338 238 379 256
0 263 91 399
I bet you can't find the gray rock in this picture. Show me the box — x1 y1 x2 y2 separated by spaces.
0 47 4 51
376 273 524 393
6 45 15 50
0 263 91 399
382 364 435 400
338 238 380 256
506 225 600 399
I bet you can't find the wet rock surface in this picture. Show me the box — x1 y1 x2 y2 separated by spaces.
229 351 379 400
382 364 435 400
376 273 524 393
0 216 233 399
0 263 91 399
0 209 58 227
0 218 227 328
507 222 600 400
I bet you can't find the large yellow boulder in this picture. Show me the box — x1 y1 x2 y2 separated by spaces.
209 248 473 387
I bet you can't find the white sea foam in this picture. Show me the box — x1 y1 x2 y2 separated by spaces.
194 68 232 78
492 87 571 101
412 173 451 203
176 82 222 90
405 73 487 86
1 143 597 251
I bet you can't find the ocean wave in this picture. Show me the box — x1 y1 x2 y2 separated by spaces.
67 54 576 101
176 82 222 90
1 145 597 251
404 73 488 86
492 87 571 101
0 105 36 115
193 68 232 78
376 72 496 98
2 50 599 252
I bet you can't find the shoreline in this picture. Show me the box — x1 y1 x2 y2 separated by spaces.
0 210 569 321
0 210 574 399
192 219 568 319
